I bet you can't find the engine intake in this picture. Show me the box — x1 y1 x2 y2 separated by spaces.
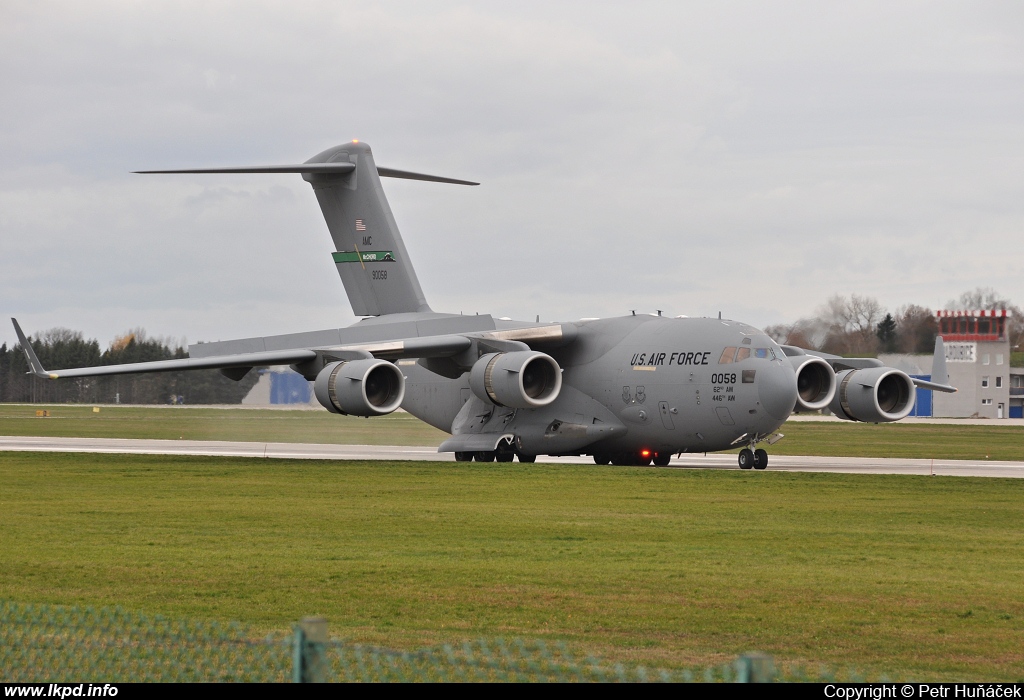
828 367 915 423
470 351 562 408
313 359 405 416
790 356 836 412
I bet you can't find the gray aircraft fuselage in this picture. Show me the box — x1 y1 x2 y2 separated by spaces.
400 313 795 455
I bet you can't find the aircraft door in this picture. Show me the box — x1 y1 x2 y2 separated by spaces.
658 401 675 430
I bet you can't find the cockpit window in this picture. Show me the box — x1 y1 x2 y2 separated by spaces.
721 346 777 363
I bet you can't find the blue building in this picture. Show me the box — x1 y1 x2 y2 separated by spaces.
269 371 312 404
243 368 314 406
908 375 932 417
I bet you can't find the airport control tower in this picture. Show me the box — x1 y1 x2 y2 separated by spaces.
933 309 1012 419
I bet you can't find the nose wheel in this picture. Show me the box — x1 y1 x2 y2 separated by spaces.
738 448 769 470
754 448 768 469
738 449 754 469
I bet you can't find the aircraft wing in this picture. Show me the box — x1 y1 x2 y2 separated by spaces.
31 351 317 379
780 338 956 393
909 378 957 393
327 325 572 359
11 318 573 380
12 319 316 379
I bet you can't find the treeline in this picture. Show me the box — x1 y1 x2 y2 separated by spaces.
766 287 1023 356
0 328 258 404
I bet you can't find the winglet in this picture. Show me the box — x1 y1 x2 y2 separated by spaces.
11 318 54 378
931 335 948 386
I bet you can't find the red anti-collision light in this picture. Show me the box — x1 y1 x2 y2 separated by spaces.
641 450 651 458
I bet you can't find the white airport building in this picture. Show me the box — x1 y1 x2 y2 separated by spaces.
879 310 1018 419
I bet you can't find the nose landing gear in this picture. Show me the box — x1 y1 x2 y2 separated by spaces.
738 448 754 469
738 447 769 470
754 448 768 470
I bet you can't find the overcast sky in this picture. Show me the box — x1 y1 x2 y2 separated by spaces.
2 1 1022 349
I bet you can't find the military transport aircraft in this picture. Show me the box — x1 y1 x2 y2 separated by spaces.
11 141 956 469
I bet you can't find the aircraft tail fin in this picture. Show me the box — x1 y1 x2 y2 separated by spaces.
136 141 478 317
911 335 956 393
301 141 477 316
931 335 948 386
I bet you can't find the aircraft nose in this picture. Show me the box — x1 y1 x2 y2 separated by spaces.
758 359 798 421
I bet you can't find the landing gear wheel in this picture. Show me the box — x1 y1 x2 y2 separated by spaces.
738 449 754 469
474 451 495 462
652 453 671 467
593 453 611 465
517 453 536 463
454 451 473 462
636 453 653 467
753 449 768 470
495 451 514 462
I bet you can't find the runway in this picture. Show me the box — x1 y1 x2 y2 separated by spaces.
1 435 1022 478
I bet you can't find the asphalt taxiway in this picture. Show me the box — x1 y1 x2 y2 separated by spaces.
1 436 1021 478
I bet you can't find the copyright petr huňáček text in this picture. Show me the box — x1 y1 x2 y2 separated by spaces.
826 686 1022 699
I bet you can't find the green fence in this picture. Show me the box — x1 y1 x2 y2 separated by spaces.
1 601 871 682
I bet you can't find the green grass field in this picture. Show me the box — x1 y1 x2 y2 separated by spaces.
1 404 1021 461
0 404 448 445
2 451 1022 680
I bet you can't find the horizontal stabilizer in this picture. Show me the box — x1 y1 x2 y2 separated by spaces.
134 163 356 175
376 167 478 186
134 163 478 185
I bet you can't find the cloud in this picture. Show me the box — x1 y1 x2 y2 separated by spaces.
1 1 1023 348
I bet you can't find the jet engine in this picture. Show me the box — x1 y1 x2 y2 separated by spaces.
313 359 406 416
469 351 562 408
828 367 916 422
789 356 836 412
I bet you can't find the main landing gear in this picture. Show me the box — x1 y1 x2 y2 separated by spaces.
738 448 768 470
454 450 536 463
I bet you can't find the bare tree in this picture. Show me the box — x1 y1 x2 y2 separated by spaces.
765 319 826 350
894 304 937 354
817 294 885 354
764 291 1023 356
847 294 884 341
948 287 1015 311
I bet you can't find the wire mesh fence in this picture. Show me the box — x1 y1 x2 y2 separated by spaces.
1 601 878 682
0 601 291 682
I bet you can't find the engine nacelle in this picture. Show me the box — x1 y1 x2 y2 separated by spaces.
469 351 562 408
828 367 915 423
313 359 405 416
789 356 836 412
